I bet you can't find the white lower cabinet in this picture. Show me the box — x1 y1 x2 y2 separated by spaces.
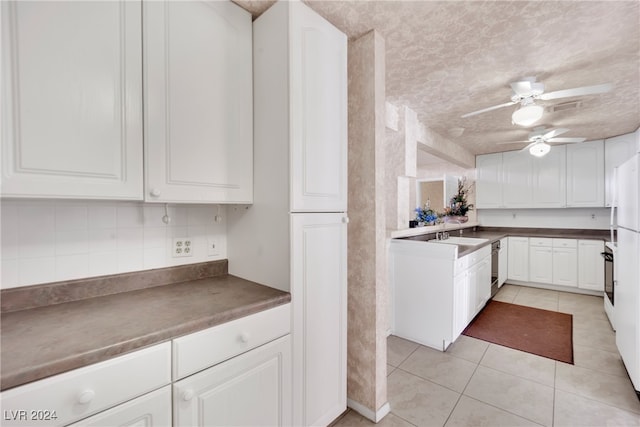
0 343 171 427
508 237 529 281
578 240 605 291
0 306 292 427
68 386 171 427
173 336 291 427
391 240 491 351
529 239 553 284
291 213 347 427
552 240 578 287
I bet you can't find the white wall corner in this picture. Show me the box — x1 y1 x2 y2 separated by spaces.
347 399 391 423
385 101 399 131
403 106 418 178
397 176 412 229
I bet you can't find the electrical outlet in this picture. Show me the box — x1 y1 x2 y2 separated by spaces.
207 237 220 256
173 238 193 257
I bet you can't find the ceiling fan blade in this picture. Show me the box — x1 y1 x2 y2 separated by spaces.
542 128 570 139
511 80 533 96
539 83 613 100
548 137 587 143
461 101 517 118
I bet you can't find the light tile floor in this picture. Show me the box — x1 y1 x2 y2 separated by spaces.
332 285 640 427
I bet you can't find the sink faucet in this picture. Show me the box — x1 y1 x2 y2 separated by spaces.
435 230 449 240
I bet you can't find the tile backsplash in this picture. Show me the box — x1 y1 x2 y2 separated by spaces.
1 200 227 289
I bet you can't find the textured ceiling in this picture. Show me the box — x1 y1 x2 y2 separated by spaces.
234 0 640 156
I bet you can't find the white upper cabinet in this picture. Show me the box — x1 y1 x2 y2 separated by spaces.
289 3 347 212
604 133 636 207
476 153 503 208
1 1 143 200
502 151 533 208
566 140 605 207
143 1 253 203
532 145 566 208
254 1 347 212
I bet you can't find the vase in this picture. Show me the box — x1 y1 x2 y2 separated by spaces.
444 215 468 223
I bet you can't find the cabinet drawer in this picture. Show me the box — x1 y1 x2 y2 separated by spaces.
530 238 553 247
553 238 577 248
67 386 171 427
0 342 171 427
468 245 491 267
173 303 291 380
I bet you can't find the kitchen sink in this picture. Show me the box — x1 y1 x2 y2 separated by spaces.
431 237 489 246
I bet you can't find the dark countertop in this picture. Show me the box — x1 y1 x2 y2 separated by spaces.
399 226 610 258
0 263 290 391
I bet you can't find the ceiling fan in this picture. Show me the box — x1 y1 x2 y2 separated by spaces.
461 77 613 126
496 126 586 157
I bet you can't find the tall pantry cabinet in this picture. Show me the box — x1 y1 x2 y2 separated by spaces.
227 1 348 427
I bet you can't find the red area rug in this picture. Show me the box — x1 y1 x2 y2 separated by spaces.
463 300 573 364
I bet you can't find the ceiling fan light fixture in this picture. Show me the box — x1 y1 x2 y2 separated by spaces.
529 142 551 157
512 103 544 126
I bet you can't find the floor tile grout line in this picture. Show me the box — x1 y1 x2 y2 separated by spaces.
461 364 556 427
552 361 557 427
441 339 493 426
456 395 548 427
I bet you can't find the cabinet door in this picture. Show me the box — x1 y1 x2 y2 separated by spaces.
498 238 508 286
290 2 347 212
605 133 636 207
452 271 469 338
291 213 347 427
476 153 503 208
507 237 529 281
173 335 292 427
467 265 478 320
566 140 605 207
67 386 171 427
1 1 143 200
476 257 492 311
552 248 578 287
144 1 252 203
532 146 566 207
502 151 533 208
578 240 605 291
529 246 553 284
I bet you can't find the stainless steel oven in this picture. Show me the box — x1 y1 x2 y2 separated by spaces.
490 240 500 297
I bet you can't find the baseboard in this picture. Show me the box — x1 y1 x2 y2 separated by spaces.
347 399 391 423
504 280 602 297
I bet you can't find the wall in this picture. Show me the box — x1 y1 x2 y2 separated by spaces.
477 208 611 229
0 200 227 289
346 29 390 421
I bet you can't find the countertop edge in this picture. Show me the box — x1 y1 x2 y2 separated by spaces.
1 293 291 391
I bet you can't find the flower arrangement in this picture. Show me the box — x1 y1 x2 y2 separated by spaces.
444 178 474 217
414 205 439 225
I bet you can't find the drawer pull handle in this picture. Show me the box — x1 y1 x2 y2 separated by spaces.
239 332 250 343
77 389 95 404
182 390 194 401
150 188 161 197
